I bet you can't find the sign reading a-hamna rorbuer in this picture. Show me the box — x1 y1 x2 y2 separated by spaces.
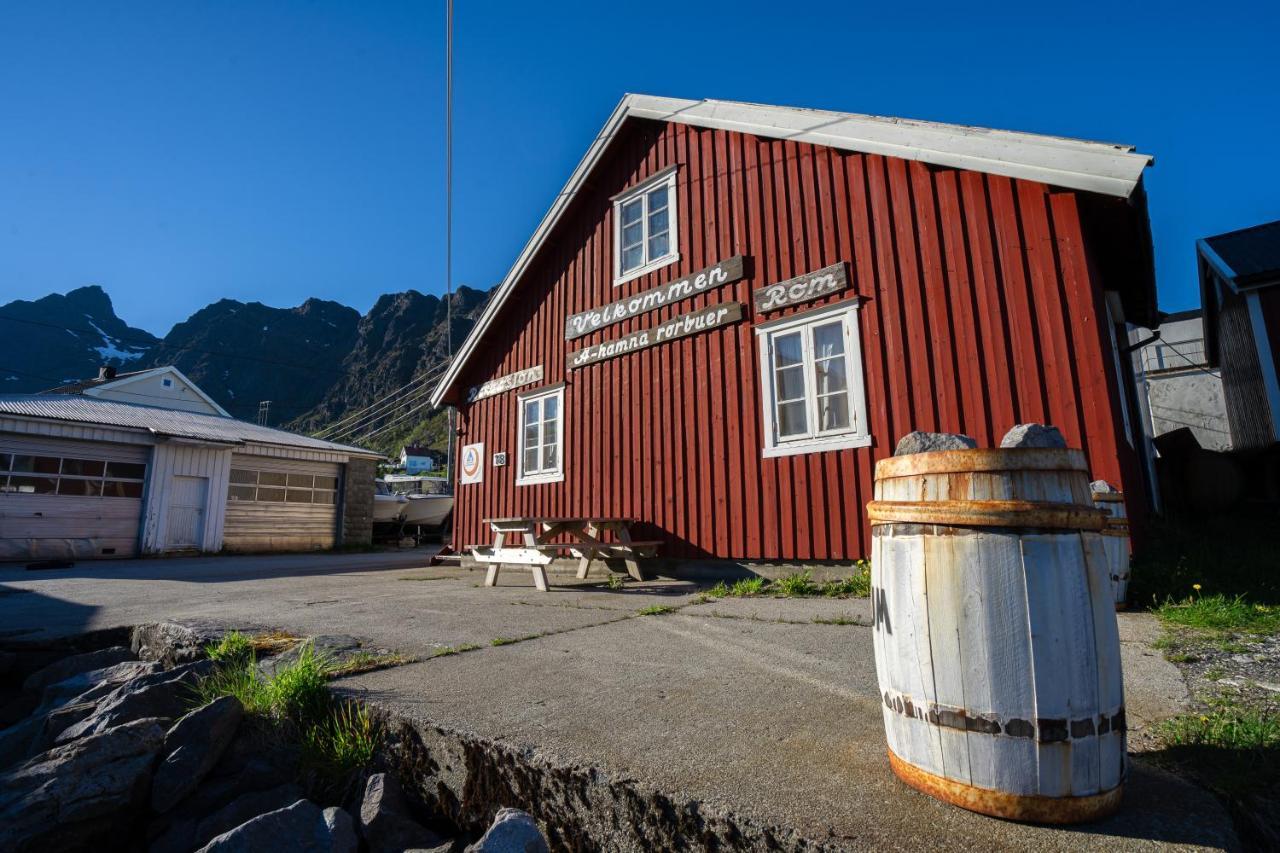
569 301 744 369
467 364 544 403
564 255 746 341
753 262 849 314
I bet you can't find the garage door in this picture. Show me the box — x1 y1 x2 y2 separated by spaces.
0 436 149 561
222 455 341 552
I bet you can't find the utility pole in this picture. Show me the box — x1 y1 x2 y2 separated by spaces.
443 0 455 488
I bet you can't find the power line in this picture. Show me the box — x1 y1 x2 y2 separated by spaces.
319 373 449 444
312 358 451 439
353 394 444 444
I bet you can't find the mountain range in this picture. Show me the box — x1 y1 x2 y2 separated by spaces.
0 284 491 454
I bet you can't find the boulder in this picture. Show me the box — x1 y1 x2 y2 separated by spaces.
40 660 162 713
358 772 444 852
149 783 304 853
151 695 244 813
132 621 240 667
999 423 1067 449
56 660 214 745
22 646 135 693
464 808 549 853
196 799 358 853
258 635 361 678
0 718 167 853
893 431 978 456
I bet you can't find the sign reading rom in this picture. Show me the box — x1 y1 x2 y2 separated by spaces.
564 255 746 341
753 262 849 313
569 302 744 369
467 365 544 403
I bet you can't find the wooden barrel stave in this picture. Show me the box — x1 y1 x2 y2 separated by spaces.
869 448 1125 823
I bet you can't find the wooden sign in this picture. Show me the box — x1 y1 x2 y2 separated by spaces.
459 442 484 484
564 255 746 340
753 262 849 313
569 301 744 369
467 365 543 403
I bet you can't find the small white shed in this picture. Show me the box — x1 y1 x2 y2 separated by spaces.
0 394 380 561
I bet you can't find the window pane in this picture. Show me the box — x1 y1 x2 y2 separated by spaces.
256 486 285 502
542 444 558 470
227 485 256 502
61 458 105 477
775 364 806 402
524 399 540 425
103 480 143 498
524 423 539 450
105 461 146 480
647 186 668 211
621 221 643 249
647 204 669 234
312 490 335 505
647 231 669 260
286 488 313 504
772 332 803 368
622 244 644 272
0 453 9 470
313 475 338 490
287 473 313 488
621 198 643 225
812 322 845 359
523 448 538 474
815 356 848 395
9 475 57 494
10 455 35 473
777 401 808 437
258 471 288 487
229 468 257 485
543 394 558 422
818 392 851 431
59 478 103 496
543 416 558 446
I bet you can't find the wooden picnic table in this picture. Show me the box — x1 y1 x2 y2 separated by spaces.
471 516 661 591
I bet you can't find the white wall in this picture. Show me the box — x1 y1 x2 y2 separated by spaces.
92 372 224 416
1137 316 1232 451
141 442 233 553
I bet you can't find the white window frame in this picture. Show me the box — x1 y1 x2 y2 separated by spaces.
516 384 565 486
612 166 680 287
755 300 871 458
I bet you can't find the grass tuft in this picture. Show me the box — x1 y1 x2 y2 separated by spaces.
324 651 415 678
205 631 254 668
491 637 518 646
300 701 382 793
813 615 861 626
637 604 675 616
774 571 817 597
729 577 767 597
1155 593 1280 636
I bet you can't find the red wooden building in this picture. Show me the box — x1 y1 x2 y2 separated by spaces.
431 96 1158 564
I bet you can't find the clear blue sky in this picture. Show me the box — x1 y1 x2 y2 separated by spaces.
2 1 1276 334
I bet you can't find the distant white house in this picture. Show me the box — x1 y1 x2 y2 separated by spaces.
44 365 231 418
1134 310 1232 451
400 445 443 474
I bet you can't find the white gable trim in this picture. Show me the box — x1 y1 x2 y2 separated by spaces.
431 94 1154 406
84 366 232 418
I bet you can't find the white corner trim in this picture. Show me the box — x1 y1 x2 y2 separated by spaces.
431 94 1153 408
515 471 565 487
762 433 872 458
1245 291 1280 441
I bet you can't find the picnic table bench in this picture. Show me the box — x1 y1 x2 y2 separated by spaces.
471 517 661 591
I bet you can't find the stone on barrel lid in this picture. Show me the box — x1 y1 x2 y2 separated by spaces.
1000 423 1067 449
1090 479 1120 494
894 431 978 456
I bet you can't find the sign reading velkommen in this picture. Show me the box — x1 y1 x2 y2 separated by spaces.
568 302 744 369
564 256 745 341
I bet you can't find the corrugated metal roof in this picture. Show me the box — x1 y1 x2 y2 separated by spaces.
1201 219 1280 286
0 393 381 457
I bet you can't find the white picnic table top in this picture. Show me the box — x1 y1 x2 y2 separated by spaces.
472 516 659 591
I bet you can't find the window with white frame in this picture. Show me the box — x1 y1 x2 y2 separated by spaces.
613 167 678 285
756 301 870 458
517 385 564 484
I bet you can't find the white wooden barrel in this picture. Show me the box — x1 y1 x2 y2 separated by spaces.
1090 483 1131 609
867 448 1125 824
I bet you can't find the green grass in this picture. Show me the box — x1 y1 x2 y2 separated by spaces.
637 604 675 616
324 651 415 678
491 637 518 646
205 631 254 667
606 574 626 590
773 571 818 597
729 577 768 597
429 643 480 658
812 615 861 626
1155 704 1280 798
300 701 382 786
699 561 872 601
1155 594 1280 636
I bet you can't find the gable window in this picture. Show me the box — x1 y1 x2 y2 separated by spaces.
517 385 565 485
755 300 870 458
613 167 679 285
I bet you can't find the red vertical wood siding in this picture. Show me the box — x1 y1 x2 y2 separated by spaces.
451 120 1145 561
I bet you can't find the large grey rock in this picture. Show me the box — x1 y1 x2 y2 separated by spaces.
40 659 162 712
257 635 361 678
132 621 240 667
0 718 167 853
358 772 443 853
149 783 304 853
56 660 213 745
151 695 244 813
893 431 978 456
1000 423 1067 449
22 646 135 693
196 799 357 853
465 808 549 853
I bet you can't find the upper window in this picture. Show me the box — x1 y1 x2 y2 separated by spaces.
755 301 870 458
613 167 679 285
227 468 339 505
517 385 564 485
0 453 146 498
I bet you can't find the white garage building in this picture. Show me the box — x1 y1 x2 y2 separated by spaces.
0 389 380 561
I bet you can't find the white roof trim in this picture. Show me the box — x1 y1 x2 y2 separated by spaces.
431 94 1154 406
83 365 232 418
